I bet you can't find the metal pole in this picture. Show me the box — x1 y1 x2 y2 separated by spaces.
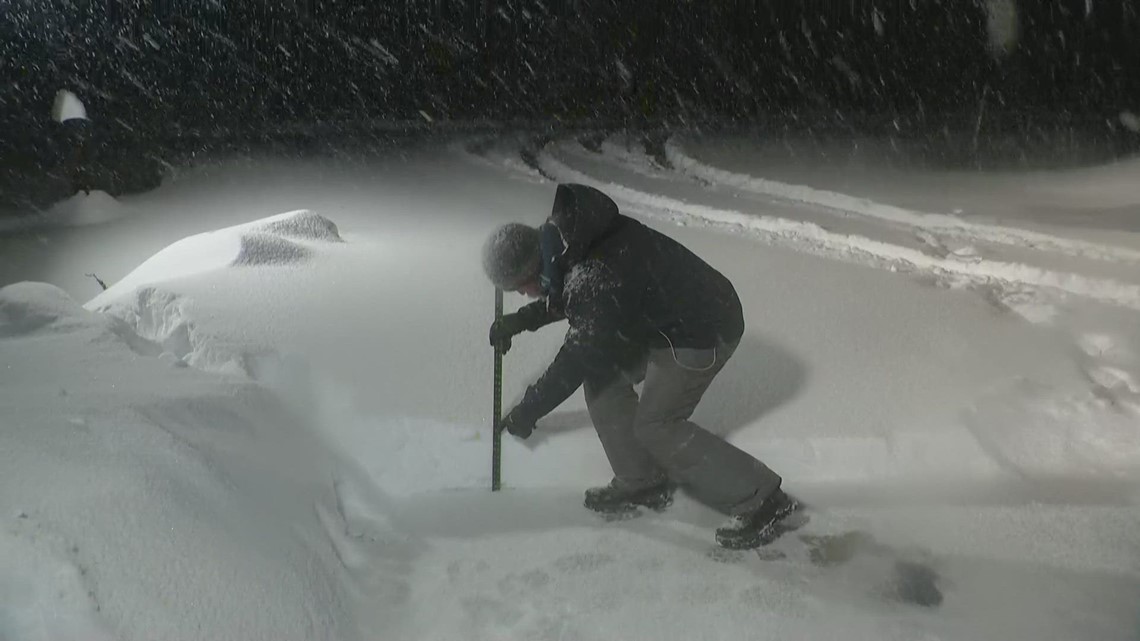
492 287 503 491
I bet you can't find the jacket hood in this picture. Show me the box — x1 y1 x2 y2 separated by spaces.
549 184 620 264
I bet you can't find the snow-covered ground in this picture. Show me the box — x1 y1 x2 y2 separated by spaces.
2 133 1139 640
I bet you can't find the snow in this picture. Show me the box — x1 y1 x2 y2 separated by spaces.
662 138 1140 265
615 58 632 84
872 9 885 36
51 89 88 123
985 0 1019 56
0 283 356 641
0 192 130 233
0 281 92 337
45 191 124 227
87 209 340 311
544 140 1140 312
1121 111 1140 133
2 136 1140 640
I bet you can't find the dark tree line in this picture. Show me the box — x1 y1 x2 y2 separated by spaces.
4 0 1138 136
1 0 1139 210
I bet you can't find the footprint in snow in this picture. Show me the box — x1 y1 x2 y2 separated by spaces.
552 551 616 573
496 568 552 596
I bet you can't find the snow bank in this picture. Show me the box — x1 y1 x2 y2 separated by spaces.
50 191 125 227
106 286 260 375
87 210 340 310
80 210 344 374
0 282 371 641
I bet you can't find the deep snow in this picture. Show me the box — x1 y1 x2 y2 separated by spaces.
2 134 1139 640
0 282 357 641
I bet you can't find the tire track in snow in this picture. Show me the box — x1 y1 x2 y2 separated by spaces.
593 135 676 180
664 137 1140 266
534 146 1140 313
451 136 549 184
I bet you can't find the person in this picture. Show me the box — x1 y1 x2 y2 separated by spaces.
481 183 797 550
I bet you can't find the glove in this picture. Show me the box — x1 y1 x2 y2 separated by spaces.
499 407 535 440
489 313 530 353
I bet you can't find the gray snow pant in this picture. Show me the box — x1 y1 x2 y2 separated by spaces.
583 339 783 516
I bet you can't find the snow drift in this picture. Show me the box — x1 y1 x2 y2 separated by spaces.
84 209 344 375
88 209 341 309
0 281 375 641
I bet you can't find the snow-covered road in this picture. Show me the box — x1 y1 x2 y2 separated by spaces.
2 134 1138 640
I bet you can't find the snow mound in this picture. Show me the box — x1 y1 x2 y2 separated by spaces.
252 209 344 243
0 282 90 338
86 210 341 309
0 282 246 374
0 307 361 640
0 190 126 232
46 191 124 227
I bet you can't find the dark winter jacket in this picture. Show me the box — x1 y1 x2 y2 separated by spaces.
512 183 744 424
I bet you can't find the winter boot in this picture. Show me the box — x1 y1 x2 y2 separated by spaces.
715 489 800 550
584 479 674 515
